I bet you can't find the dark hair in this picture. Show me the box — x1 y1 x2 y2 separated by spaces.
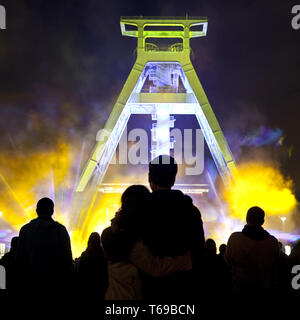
10 236 19 252
149 155 178 188
87 232 101 250
219 243 227 253
206 238 216 248
121 185 150 213
246 206 265 225
36 197 54 217
206 238 217 254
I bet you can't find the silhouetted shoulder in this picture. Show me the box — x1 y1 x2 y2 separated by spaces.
229 232 243 237
19 219 69 237
101 227 126 262
227 232 243 241
19 220 36 238
183 194 193 204
19 218 38 231
268 235 279 247
53 221 69 232
101 227 112 243
183 194 201 211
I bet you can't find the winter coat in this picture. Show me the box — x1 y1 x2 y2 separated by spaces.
225 225 279 291
17 217 73 289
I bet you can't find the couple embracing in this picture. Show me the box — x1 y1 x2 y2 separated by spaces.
102 155 205 300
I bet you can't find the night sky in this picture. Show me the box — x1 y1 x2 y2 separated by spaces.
0 0 299 200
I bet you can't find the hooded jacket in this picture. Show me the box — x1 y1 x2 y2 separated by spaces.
225 225 279 291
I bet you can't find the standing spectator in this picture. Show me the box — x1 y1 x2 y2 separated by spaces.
0 236 19 290
203 239 232 293
217 243 233 292
77 232 108 298
17 197 73 290
225 206 279 291
102 185 152 300
203 238 218 292
206 238 217 256
137 155 205 300
218 244 227 260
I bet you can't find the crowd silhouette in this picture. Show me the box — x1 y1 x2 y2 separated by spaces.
0 155 299 298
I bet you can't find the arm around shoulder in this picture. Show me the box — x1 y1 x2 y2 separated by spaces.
129 240 192 277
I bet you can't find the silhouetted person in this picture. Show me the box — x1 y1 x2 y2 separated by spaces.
0 236 19 290
102 185 193 300
17 198 73 290
206 238 217 256
102 185 151 300
202 239 232 293
217 243 233 292
102 185 151 263
203 238 218 290
225 206 279 291
138 155 205 300
77 232 108 298
219 244 227 259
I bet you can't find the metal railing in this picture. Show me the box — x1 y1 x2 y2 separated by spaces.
144 43 184 52
121 16 207 20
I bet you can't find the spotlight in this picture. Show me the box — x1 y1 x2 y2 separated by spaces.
284 245 291 256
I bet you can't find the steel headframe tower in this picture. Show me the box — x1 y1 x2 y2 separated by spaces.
76 16 237 193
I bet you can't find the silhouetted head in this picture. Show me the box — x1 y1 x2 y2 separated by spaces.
148 155 178 191
87 232 101 250
36 197 54 218
206 238 217 255
219 243 227 255
121 185 150 213
10 236 19 252
246 206 265 226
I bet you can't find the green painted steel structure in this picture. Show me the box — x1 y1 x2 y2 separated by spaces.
76 16 237 192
